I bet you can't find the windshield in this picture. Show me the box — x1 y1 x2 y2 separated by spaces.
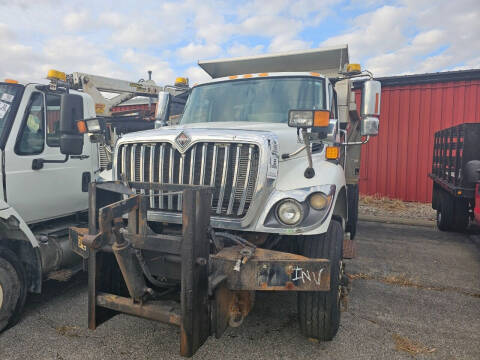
181 77 325 124
0 83 24 140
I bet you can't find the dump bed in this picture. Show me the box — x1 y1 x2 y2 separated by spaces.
429 123 480 198
198 45 349 78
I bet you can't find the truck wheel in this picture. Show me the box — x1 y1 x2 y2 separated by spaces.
437 195 453 231
0 247 27 332
297 220 343 341
345 185 359 240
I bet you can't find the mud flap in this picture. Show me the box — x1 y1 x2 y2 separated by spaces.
343 234 356 259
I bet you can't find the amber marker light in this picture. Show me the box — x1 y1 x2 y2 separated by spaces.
313 110 330 127
326 146 340 160
76 120 87 134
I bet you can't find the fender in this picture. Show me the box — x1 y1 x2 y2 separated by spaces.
0 200 43 293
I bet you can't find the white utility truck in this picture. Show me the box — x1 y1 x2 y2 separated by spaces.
69 45 381 356
0 71 187 332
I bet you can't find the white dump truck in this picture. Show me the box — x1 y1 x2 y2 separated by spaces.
68 45 381 356
0 71 187 332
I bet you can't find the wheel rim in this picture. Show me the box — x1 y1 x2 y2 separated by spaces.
0 283 3 309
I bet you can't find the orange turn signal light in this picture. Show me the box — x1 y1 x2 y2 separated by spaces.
326 146 340 160
313 110 330 127
76 120 87 134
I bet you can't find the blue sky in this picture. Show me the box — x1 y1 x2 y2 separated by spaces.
0 0 479 85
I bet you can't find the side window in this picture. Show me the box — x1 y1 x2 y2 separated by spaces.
16 92 44 155
46 94 61 147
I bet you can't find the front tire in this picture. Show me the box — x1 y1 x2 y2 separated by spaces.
0 247 27 332
297 220 343 341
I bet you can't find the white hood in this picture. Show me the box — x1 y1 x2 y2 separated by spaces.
161 122 302 156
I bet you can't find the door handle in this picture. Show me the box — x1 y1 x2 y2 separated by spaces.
71 155 90 160
32 155 69 170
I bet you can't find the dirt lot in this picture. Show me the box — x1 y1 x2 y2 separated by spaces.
0 221 479 359
359 195 436 222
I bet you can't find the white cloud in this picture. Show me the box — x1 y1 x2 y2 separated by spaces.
184 66 212 85
177 42 222 63
122 49 176 85
62 10 91 32
269 35 310 53
321 0 480 76
227 43 264 57
1 0 478 85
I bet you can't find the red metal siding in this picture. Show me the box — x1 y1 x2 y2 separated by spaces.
357 79 480 202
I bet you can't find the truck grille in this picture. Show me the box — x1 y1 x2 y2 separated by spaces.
116 142 260 218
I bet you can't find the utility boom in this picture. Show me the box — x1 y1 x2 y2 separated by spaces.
68 72 164 116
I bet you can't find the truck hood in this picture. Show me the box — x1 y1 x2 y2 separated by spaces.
125 122 304 156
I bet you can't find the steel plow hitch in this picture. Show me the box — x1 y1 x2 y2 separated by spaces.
74 182 333 357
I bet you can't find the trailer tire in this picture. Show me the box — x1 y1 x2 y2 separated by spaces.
0 247 27 332
297 220 343 341
437 196 453 231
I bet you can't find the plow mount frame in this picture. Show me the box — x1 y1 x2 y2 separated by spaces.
72 181 331 357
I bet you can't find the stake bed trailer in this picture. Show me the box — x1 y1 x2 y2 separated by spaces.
430 123 480 231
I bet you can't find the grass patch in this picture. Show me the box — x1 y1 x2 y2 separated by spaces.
392 333 436 356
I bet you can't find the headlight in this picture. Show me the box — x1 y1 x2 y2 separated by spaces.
288 110 313 128
309 192 329 210
276 199 303 226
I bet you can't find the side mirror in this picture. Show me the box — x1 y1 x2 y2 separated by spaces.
155 91 171 128
60 94 84 155
361 80 381 136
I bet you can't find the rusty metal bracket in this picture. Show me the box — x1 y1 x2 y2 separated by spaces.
211 246 331 291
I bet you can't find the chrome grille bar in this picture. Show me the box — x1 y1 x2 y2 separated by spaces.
149 145 155 208
121 145 127 182
237 145 253 216
210 144 218 186
189 144 196 184
216 145 229 214
139 145 145 194
168 147 174 210
200 144 207 184
159 144 165 208
227 145 240 215
130 144 136 190
177 154 184 210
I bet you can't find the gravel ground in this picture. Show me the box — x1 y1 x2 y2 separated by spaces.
0 221 479 359
359 195 436 222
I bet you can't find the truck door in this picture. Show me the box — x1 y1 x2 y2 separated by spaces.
3 88 92 224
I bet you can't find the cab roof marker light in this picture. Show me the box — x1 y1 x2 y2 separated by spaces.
243 74 253 78
229 75 238 79
4 79 19 84
47 69 66 82
258 73 269 77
